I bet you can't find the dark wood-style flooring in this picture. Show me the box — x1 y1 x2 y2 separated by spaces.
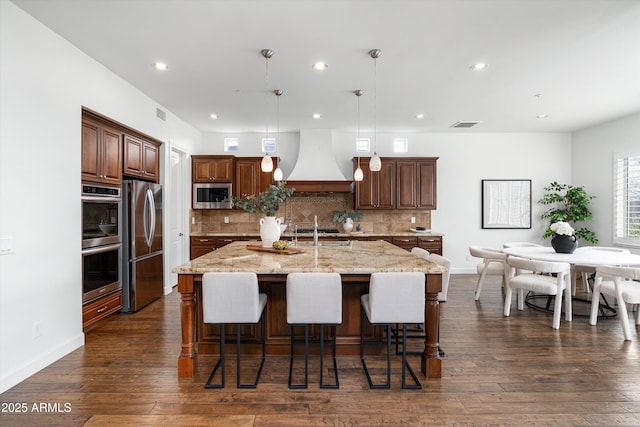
1 274 639 426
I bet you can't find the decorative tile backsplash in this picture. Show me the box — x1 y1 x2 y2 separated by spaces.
191 192 431 234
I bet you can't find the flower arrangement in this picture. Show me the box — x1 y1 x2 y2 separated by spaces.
228 181 294 217
332 210 363 223
549 221 574 236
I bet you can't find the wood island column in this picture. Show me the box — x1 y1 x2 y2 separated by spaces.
422 273 442 378
177 274 197 378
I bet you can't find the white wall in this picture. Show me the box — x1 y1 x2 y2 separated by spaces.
203 131 573 273
0 1 200 393
572 112 640 254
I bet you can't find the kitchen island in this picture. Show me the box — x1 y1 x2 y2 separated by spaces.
173 240 447 379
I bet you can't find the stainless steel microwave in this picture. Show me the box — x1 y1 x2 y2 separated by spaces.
193 183 233 209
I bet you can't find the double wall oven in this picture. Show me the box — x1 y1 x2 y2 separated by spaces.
81 184 122 303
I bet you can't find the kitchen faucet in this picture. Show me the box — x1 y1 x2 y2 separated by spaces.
313 215 318 246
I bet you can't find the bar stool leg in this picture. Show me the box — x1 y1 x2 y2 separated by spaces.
205 324 225 389
320 325 339 389
288 325 309 389
401 324 422 389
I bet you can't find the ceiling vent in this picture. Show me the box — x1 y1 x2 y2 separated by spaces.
156 108 166 121
450 121 480 128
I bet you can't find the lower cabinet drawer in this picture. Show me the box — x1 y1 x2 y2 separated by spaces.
418 236 442 255
392 236 418 250
83 290 122 330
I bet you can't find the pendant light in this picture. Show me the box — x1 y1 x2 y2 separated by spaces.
261 49 274 173
353 90 364 182
273 89 283 181
368 49 382 172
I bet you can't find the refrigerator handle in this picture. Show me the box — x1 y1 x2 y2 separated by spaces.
146 187 156 247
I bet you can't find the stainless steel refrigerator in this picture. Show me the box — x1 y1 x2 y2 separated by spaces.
121 179 163 312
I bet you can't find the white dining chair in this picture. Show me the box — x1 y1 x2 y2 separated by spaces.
469 246 508 301
504 256 571 330
589 265 640 341
574 247 630 294
503 242 543 248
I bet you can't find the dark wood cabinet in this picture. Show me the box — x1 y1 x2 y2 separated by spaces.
190 235 253 260
418 235 442 255
123 134 160 183
192 155 234 183
81 118 122 186
397 159 437 209
235 157 278 197
82 289 122 331
354 157 437 210
354 158 396 209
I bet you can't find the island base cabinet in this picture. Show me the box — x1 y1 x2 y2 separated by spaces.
194 277 383 356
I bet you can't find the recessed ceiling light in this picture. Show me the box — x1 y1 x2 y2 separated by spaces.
469 63 488 71
313 113 321 119
312 62 328 71
415 113 425 119
154 62 169 71
537 114 549 119
210 114 218 119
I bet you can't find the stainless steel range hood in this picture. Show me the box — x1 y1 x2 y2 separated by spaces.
286 129 353 192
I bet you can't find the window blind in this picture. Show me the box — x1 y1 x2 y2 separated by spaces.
614 153 640 246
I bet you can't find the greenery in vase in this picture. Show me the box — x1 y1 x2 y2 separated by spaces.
538 181 598 244
332 210 363 223
228 181 294 217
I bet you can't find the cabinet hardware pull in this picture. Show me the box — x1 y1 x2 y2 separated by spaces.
199 239 209 242
96 306 109 313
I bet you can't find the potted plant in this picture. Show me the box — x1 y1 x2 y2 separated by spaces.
332 210 363 233
539 181 598 244
228 181 295 247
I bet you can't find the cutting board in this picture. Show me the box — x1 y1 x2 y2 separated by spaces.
246 245 306 255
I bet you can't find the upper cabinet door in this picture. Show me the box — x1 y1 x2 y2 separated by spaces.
192 156 234 183
377 159 397 209
123 134 160 183
396 160 418 209
416 159 437 209
81 118 122 185
354 158 396 209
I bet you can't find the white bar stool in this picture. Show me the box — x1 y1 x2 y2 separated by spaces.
286 272 342 389
202 272 267 389
360 272 425 389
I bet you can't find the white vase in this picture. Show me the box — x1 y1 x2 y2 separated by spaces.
260 216 281 248
343 218 354 233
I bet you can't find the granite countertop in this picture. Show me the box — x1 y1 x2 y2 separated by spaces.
190 230 444 238
173 240 447 275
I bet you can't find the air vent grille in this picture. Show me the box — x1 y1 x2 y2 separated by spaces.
156 108 166 121
450 121 480 128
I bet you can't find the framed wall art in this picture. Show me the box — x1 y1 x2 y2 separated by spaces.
482 179 532 229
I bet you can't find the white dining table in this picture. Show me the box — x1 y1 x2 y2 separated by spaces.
502 246 640 321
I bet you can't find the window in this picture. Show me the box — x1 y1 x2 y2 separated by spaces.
393 138 408 153
614 153 640 247
356 138 370 153
262 138 276 153
224 138 238 152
